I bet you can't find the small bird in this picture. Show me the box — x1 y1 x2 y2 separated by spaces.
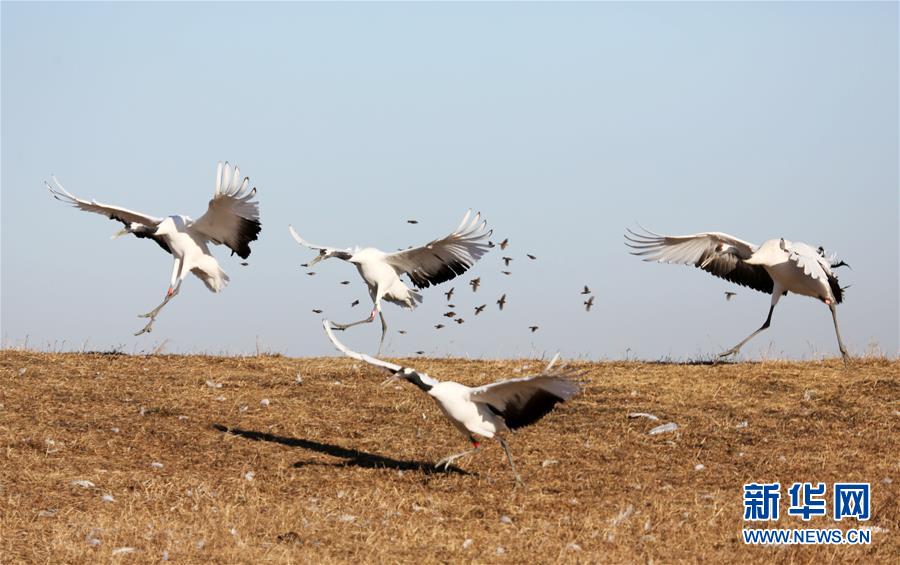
351 299 360 307
398 330 407 335
435 323 445 329
241 262 249 266
626 227 852 363
307 272 316 276
499 238 509 250
443 311 457 318
323 321 580 484
584 296 595 312
301 263 309 268
407 219 419 224
416 351 425 355
497 294 507 310
46 161 261 336
580 285 591 295
526 254 537 260
725 291 737 301
469 277 481 292
455 318 465 324
445 287 455 301
529 326 539 333
289 211 491 353
474 304 486 315
447 304 456 308
312 309 323 314
340 280 351 285
501 270 512 276
488 241 496 248
502 257 513 266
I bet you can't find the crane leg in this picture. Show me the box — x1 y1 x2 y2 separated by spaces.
135 281 182 336
330 309 377 331
498 437 523 486
829 303 851 367
377 311 388 356
435 446 480 470
719 304 775 359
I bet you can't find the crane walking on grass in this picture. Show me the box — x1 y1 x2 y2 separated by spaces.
322 320 580 484
625 227 851 364
47 162 261 335
290 211 491 353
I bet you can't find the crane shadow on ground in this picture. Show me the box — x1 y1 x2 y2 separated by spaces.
212 424 470 476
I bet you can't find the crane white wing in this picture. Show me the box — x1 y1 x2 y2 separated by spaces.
782 240 832 282
322 320 402 372
469 372 580 430
288 226 353 255
625 227 774 294
190 162 261 259
288 226 355 264
385 210 492 289
46 176 162 227
782 240 844 304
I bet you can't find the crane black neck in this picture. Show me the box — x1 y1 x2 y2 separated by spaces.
401 370 433 392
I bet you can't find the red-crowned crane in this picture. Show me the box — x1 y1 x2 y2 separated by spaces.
289 211 491 353
322 320 580 484
626 227 850 364
47 162 261 335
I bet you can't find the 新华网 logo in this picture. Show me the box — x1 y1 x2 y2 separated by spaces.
742 482 872 545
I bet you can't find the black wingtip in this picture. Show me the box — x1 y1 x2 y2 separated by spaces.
492 389 568 430
232 218 262 259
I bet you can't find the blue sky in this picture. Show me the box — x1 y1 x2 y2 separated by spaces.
2 2 897 359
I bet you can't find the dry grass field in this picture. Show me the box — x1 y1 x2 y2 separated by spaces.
0 351 896 563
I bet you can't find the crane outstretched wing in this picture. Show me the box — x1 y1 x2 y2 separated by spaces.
190 162 261 259
287 226 352 254
46 176 162 228
385 210 492 289
782 240 832 282
469 366 581 430
625 227 774 294
782 240 844 304
46 176 170 252
288 226 354 262
322 320 402 372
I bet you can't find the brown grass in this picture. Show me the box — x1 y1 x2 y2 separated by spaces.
0 351 897 563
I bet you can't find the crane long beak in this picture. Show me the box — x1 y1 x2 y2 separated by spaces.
380 372 404 386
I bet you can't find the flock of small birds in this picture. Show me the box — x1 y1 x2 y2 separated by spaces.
306 222 597 345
